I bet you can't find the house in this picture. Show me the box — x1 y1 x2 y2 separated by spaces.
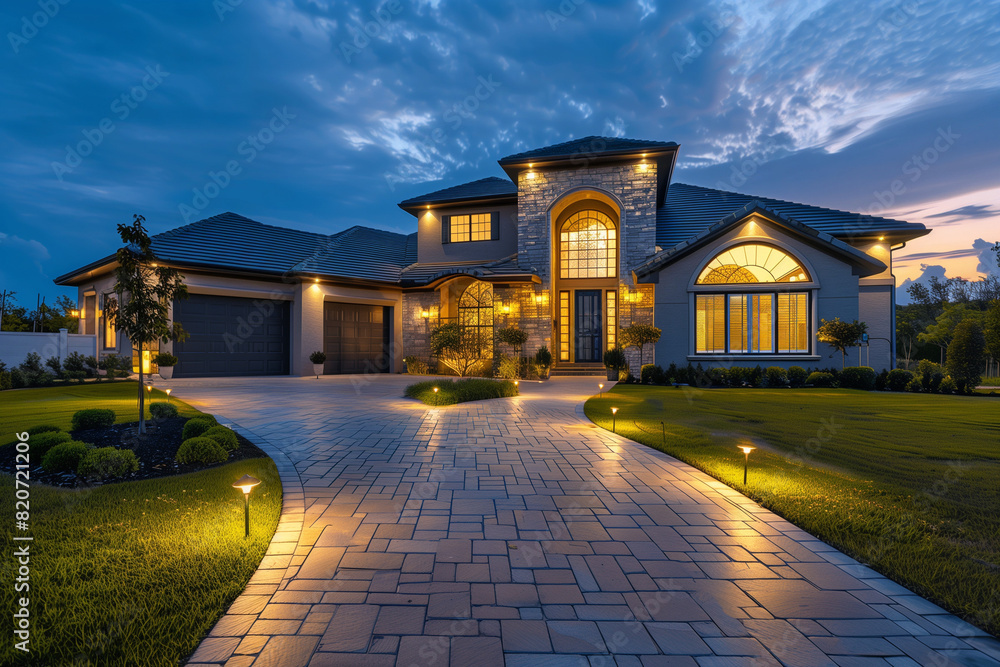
55 136 929 377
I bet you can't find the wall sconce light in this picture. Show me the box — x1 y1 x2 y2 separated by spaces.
739 445 755 484
420 309 430 319
526 171 537 180
70 309 80 318
878 236 885 241
502 304 511 314
233 474 261 537
611 406 618 433
638 161 649 172
534 294 544 304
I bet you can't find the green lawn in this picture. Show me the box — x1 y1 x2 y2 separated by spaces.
585 386 1000 637
0 381 203 442
1 385 282 666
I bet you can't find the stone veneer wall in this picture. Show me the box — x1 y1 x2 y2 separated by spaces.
493 284 552 360
401 292 440 366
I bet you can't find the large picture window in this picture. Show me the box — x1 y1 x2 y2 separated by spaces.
694 244 811 355
445 213 497 243
458 281 494 358
559 210 617 279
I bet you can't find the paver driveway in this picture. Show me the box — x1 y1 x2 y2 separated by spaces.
173 375 1000 667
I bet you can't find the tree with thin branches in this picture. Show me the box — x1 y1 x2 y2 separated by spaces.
104 215 188 434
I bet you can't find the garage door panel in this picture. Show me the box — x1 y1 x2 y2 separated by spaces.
323 302 390 375
174 294 290 377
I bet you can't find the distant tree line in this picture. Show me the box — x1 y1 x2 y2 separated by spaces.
0 291 79 333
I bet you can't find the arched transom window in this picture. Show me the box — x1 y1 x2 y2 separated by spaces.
559 210 617 279
459 281 494 358
697 244 809 284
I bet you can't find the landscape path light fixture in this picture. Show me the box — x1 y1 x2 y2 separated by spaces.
233 474 261 538
611 407 618 434
165 388 172 405
739 445 756 485
599 382 604 397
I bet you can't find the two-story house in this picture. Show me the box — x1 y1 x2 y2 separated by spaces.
55 136 929 377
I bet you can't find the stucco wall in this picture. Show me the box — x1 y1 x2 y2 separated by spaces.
416 203 518 264
648 215 875 371
0 330 96 368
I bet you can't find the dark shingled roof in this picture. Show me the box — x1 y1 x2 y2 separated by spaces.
399 255 536 287
141 212 414 283
657 182 928 248
499 135 677 163
398 177 516 210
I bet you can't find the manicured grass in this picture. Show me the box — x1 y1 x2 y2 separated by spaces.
1 460 280 665
0 384 282 665
0 382 203 443
405 378 520 405
585 386 1000 636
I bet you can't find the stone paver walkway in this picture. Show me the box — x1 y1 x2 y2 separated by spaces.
169 375 1000 667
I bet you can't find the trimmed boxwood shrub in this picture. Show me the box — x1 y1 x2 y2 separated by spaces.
640 364 666 385
181 416 218 441
176 437 229 465
807 371 836 387
42 441 90 473
940 376 957 394
27 424 62 436
764 366 788 387
787 366 808 387
149 402 178 419
886 369 913 392
839 366 877 391
875 368 889 391
72 408 116 430
78 447 140 480
202 425 239 451
31 431 72 459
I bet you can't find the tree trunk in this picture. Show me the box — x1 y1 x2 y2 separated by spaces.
138 366 146 435
841 349 845 369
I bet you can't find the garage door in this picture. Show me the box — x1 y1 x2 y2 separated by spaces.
323 302 391 374
173 294 290 377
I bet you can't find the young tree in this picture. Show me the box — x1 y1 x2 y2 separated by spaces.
946 319 986 394
104 215 188 434
620 323 662 366
496 326 529 359
984 300 1000 377
430 322 482 377
817 318 867 368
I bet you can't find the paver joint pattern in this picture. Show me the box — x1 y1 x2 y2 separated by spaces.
173 375 1000 667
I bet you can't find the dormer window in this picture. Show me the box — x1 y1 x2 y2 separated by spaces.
442 212 499 243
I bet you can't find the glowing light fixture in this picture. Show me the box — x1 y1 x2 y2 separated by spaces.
232 474 261 537
739 445 756 484
433 386 439 393
314 277 320 284
502 304 511 314
599 382 604 398
165 388 172 405
878 236 885 241
69 309 80 318
420 309 430 319
611 406 618 433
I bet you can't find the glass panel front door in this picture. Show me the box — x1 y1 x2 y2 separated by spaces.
575 290 602 362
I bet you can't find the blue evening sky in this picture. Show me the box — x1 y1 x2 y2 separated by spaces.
2 0 999 305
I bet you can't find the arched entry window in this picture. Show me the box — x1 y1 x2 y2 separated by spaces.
459 281 494 357
694 244 811 355
559 210 617 279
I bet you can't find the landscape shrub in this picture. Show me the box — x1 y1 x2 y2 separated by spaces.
9 368 26 389
917 360 945 393
405 378 519 406
181 416 218 441
27 424 61 435
886 369 913 391
0 370 11 391
72 408 116 431
603 347 627 373
99 354 131 379
30 431 72 459
403 356 429 375
764 366 788 387
45 356 63 378
747 365 764 388
495 354 520 380
83 355 100 378
202 425 239 451
726 366 750 387
906 377 924 392
839 366 877 391
64 352 87 375
176 437 229 465
641 364 666 385
534 346 552 374
705 366 727 387
875 368 889 391
939 376 957 394
78 447 140 480
787 366 808 387
806 371 836 387
42 441 90 473
149 402 178 419
153 352 178 367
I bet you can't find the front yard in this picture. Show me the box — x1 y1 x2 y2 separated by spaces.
585 386 1000 637
1 383 281 665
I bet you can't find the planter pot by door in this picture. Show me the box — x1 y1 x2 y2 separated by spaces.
606 367 618 381
313 363 324 378
159 366 174 380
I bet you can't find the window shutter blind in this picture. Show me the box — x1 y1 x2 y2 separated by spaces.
490 212 499 240
442 215 450 244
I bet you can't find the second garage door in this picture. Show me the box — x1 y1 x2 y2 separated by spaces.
173 294 290 377
323 302 391 374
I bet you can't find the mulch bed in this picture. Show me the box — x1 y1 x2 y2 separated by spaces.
5 417 269 488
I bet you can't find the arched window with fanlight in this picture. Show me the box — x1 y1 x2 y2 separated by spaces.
559 210 617 279
458 281 494 358
694 244 811 355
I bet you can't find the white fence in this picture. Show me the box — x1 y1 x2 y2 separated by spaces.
0 329 98 368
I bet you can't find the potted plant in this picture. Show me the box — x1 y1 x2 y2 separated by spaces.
534 346 552 380
154 352 178 380
603 347 627 382
309 351 327 378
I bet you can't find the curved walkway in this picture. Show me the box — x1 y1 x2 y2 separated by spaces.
172 375 1000 667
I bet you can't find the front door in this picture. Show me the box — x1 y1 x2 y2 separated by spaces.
575 290 602 362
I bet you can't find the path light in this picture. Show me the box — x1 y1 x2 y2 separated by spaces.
232 474 261 538
739 445 756 485
165 388 172 405
433 386 439 394
599 382 604 398
513 380 519 389
611 407 618 434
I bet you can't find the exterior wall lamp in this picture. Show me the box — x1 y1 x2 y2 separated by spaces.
233 474 261 537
